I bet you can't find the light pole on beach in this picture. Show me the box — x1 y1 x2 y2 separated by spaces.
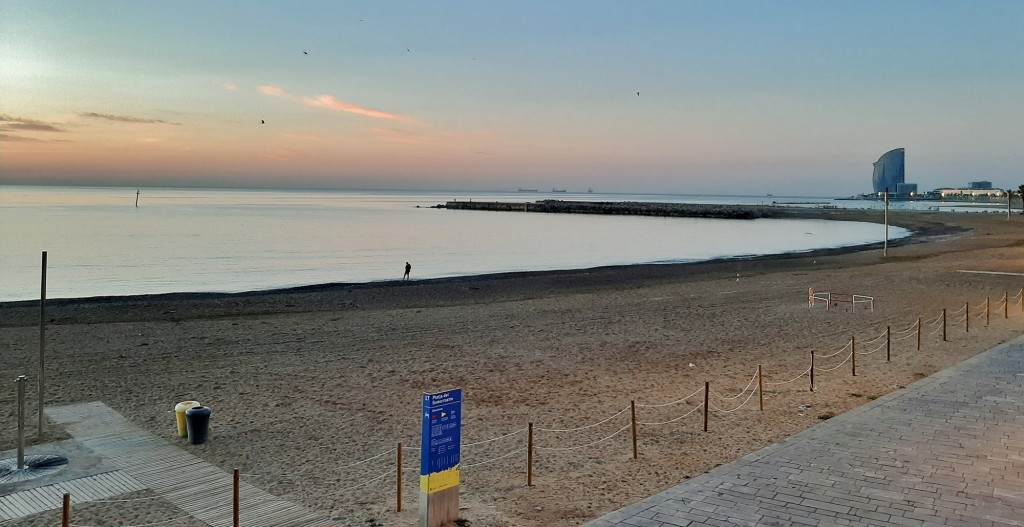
883 188 889 257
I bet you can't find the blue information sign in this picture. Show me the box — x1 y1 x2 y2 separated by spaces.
420 389 462 494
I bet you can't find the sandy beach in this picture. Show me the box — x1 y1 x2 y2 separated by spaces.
3 207 1024 527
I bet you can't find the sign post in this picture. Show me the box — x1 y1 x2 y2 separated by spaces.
420 389 462 527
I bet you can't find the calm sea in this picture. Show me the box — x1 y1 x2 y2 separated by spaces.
0 186 914 302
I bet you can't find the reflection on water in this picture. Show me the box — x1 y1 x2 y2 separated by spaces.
1 186 911 301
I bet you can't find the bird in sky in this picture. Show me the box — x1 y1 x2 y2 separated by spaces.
260 119 265 125
303 50 308 55
637 92 640 96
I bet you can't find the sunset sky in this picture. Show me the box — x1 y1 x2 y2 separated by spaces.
2 1 1023 196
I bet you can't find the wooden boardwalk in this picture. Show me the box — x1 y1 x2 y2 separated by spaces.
42 402 339 527
0 470 146 521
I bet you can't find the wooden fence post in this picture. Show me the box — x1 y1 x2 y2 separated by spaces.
703 382 709 432
233 469 240 527
62 493 70 527
851 336 856 377
810 351 815 392
630 401 638 460
396 443 403 512
886 326 891 363
966 302 970 333
758 365 764 411
917 317 922 351
527 423 534 487
986 297 990 327
942 309 947 341
1005 292 1009 319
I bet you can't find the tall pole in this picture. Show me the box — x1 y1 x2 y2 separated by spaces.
942 308 947 342
39 251 47 438
916 317 922 351
883 188 889 257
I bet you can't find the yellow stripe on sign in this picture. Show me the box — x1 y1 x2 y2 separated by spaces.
419 467 461 494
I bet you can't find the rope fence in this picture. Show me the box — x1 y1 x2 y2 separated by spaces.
30 291 1024 527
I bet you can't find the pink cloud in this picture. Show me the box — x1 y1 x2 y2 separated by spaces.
222 83 239 92
301 95 417 124
256 84 418 124
258 85 286 97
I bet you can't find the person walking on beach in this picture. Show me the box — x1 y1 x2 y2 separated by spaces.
403 262 411 280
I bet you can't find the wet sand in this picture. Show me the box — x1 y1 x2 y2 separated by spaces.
3 207 1024 526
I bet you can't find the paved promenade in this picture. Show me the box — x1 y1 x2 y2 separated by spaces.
587 335 1024 527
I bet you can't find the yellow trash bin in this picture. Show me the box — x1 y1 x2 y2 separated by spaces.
174 401 201 438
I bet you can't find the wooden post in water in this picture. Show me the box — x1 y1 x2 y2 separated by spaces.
136 189 140 207
62 493 71 527
886 326 891 363
38 251 46 439
917 317 922 351
630 401 638 460
396 443 403 512
702 382 709 432
526 423 534 487
757 365 764 411
233 469 240 527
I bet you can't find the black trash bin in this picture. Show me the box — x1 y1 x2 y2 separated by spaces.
185 406 212 445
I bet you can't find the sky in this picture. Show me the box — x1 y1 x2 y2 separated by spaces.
1 1 1023 196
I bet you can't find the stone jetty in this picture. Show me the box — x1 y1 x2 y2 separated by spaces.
440 200 786 220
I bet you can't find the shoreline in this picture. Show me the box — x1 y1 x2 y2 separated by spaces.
0 208 964 326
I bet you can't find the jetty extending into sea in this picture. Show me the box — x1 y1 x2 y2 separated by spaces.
440 200 838 220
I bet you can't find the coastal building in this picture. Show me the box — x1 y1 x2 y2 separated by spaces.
872 148 906 194
969 181 993 190
896 183 917 195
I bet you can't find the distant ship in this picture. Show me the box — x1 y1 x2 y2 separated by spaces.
552 187 567 193
587 187 593 193
517 188 539 192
